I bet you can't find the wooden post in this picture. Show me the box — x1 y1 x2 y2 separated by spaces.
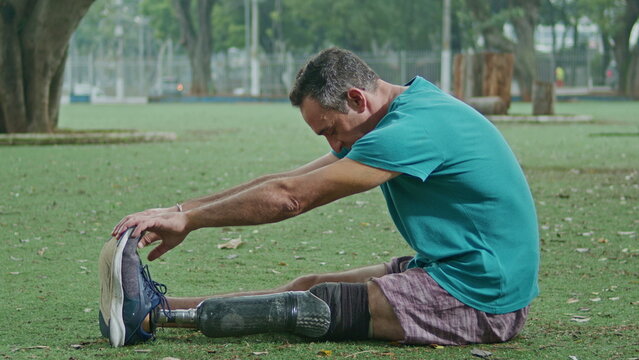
532 81 555 115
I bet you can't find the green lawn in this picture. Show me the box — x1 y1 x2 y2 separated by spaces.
1 101 638 359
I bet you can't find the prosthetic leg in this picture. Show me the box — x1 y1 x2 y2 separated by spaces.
156 291 331 338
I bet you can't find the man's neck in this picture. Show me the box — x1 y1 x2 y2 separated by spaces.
366 80 408 127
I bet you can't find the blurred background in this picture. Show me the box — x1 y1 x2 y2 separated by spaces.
64 0 632 102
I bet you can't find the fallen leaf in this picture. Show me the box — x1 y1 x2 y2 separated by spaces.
252 351 268 356
570 316 591 323
83 308 92 313
597 238 609 244
270 269 281 274
162 357 180 360
568 356 579 360
429 344 444 349
471 348 492 358
590 297 601 302
134 349 151 353
609 297 620 301
9 272 20 275
70 344 83 350
566 298 579 304
224 254 239 260
294 255 305 260
575 248 589 253
278 261 288 266
37 247 48 256
317 350 333 356
617 231 635 236
217 238 244 249
10 256 21 261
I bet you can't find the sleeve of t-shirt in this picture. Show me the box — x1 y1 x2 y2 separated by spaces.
345 112 444 181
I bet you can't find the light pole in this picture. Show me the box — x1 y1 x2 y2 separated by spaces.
250 0 260 96
440 0 452 93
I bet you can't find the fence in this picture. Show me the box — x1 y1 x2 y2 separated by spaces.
63 49 610 99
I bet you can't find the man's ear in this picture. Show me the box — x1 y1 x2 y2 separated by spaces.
346 88 367 113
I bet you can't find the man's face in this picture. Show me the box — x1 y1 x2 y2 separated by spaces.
300 97 368 153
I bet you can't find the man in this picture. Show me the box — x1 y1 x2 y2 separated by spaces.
99 47 539 347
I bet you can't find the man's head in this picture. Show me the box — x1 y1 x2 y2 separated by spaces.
289 48 379 114
290 48 381 153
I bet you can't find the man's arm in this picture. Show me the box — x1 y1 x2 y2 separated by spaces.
179 152 339 211
122 158 399 261
112 153 338 237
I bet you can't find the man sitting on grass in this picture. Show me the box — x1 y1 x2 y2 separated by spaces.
99 47 539 347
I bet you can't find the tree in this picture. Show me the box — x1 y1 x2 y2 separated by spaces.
583 0 639 96
172 0 215 95
0 0 95 134
510 0 542 101
280 0 442 53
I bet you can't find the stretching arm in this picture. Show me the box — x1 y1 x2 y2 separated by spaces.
112 153 337 237
179 152 338 211
120 158 399 261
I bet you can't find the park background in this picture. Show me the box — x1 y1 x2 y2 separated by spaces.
1 1 638 359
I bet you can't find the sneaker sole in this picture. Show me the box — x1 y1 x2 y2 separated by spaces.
109 227 134 347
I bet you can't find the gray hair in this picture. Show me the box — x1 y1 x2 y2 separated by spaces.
289 48 379 113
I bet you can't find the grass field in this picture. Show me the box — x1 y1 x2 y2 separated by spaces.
1 100 638 359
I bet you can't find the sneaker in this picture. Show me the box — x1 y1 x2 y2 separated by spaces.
98 227 170 347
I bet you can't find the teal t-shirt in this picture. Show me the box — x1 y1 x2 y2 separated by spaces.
336 76 539 314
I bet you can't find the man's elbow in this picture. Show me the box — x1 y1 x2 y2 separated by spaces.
267 179 306 218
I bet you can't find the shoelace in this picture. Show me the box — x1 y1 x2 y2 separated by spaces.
141 264 173 321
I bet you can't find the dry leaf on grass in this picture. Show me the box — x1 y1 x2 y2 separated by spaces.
217 238 244 249
471 348 493 358
570 316 591 323
317 349 333 356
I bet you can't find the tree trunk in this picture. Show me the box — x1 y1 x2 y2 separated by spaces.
0 0 94 134
617 0 639 95
626 43 639 98
532 81 554 115
172 0 215 96
509 0 540 102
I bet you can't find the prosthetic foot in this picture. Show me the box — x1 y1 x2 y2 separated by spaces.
157 291 331 338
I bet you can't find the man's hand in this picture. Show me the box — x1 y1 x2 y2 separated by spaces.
112 206 178 238
114 211 190 261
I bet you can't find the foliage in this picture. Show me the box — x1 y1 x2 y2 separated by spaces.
140 0 180 43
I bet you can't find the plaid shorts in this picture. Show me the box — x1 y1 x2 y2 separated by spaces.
371 256 529 345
